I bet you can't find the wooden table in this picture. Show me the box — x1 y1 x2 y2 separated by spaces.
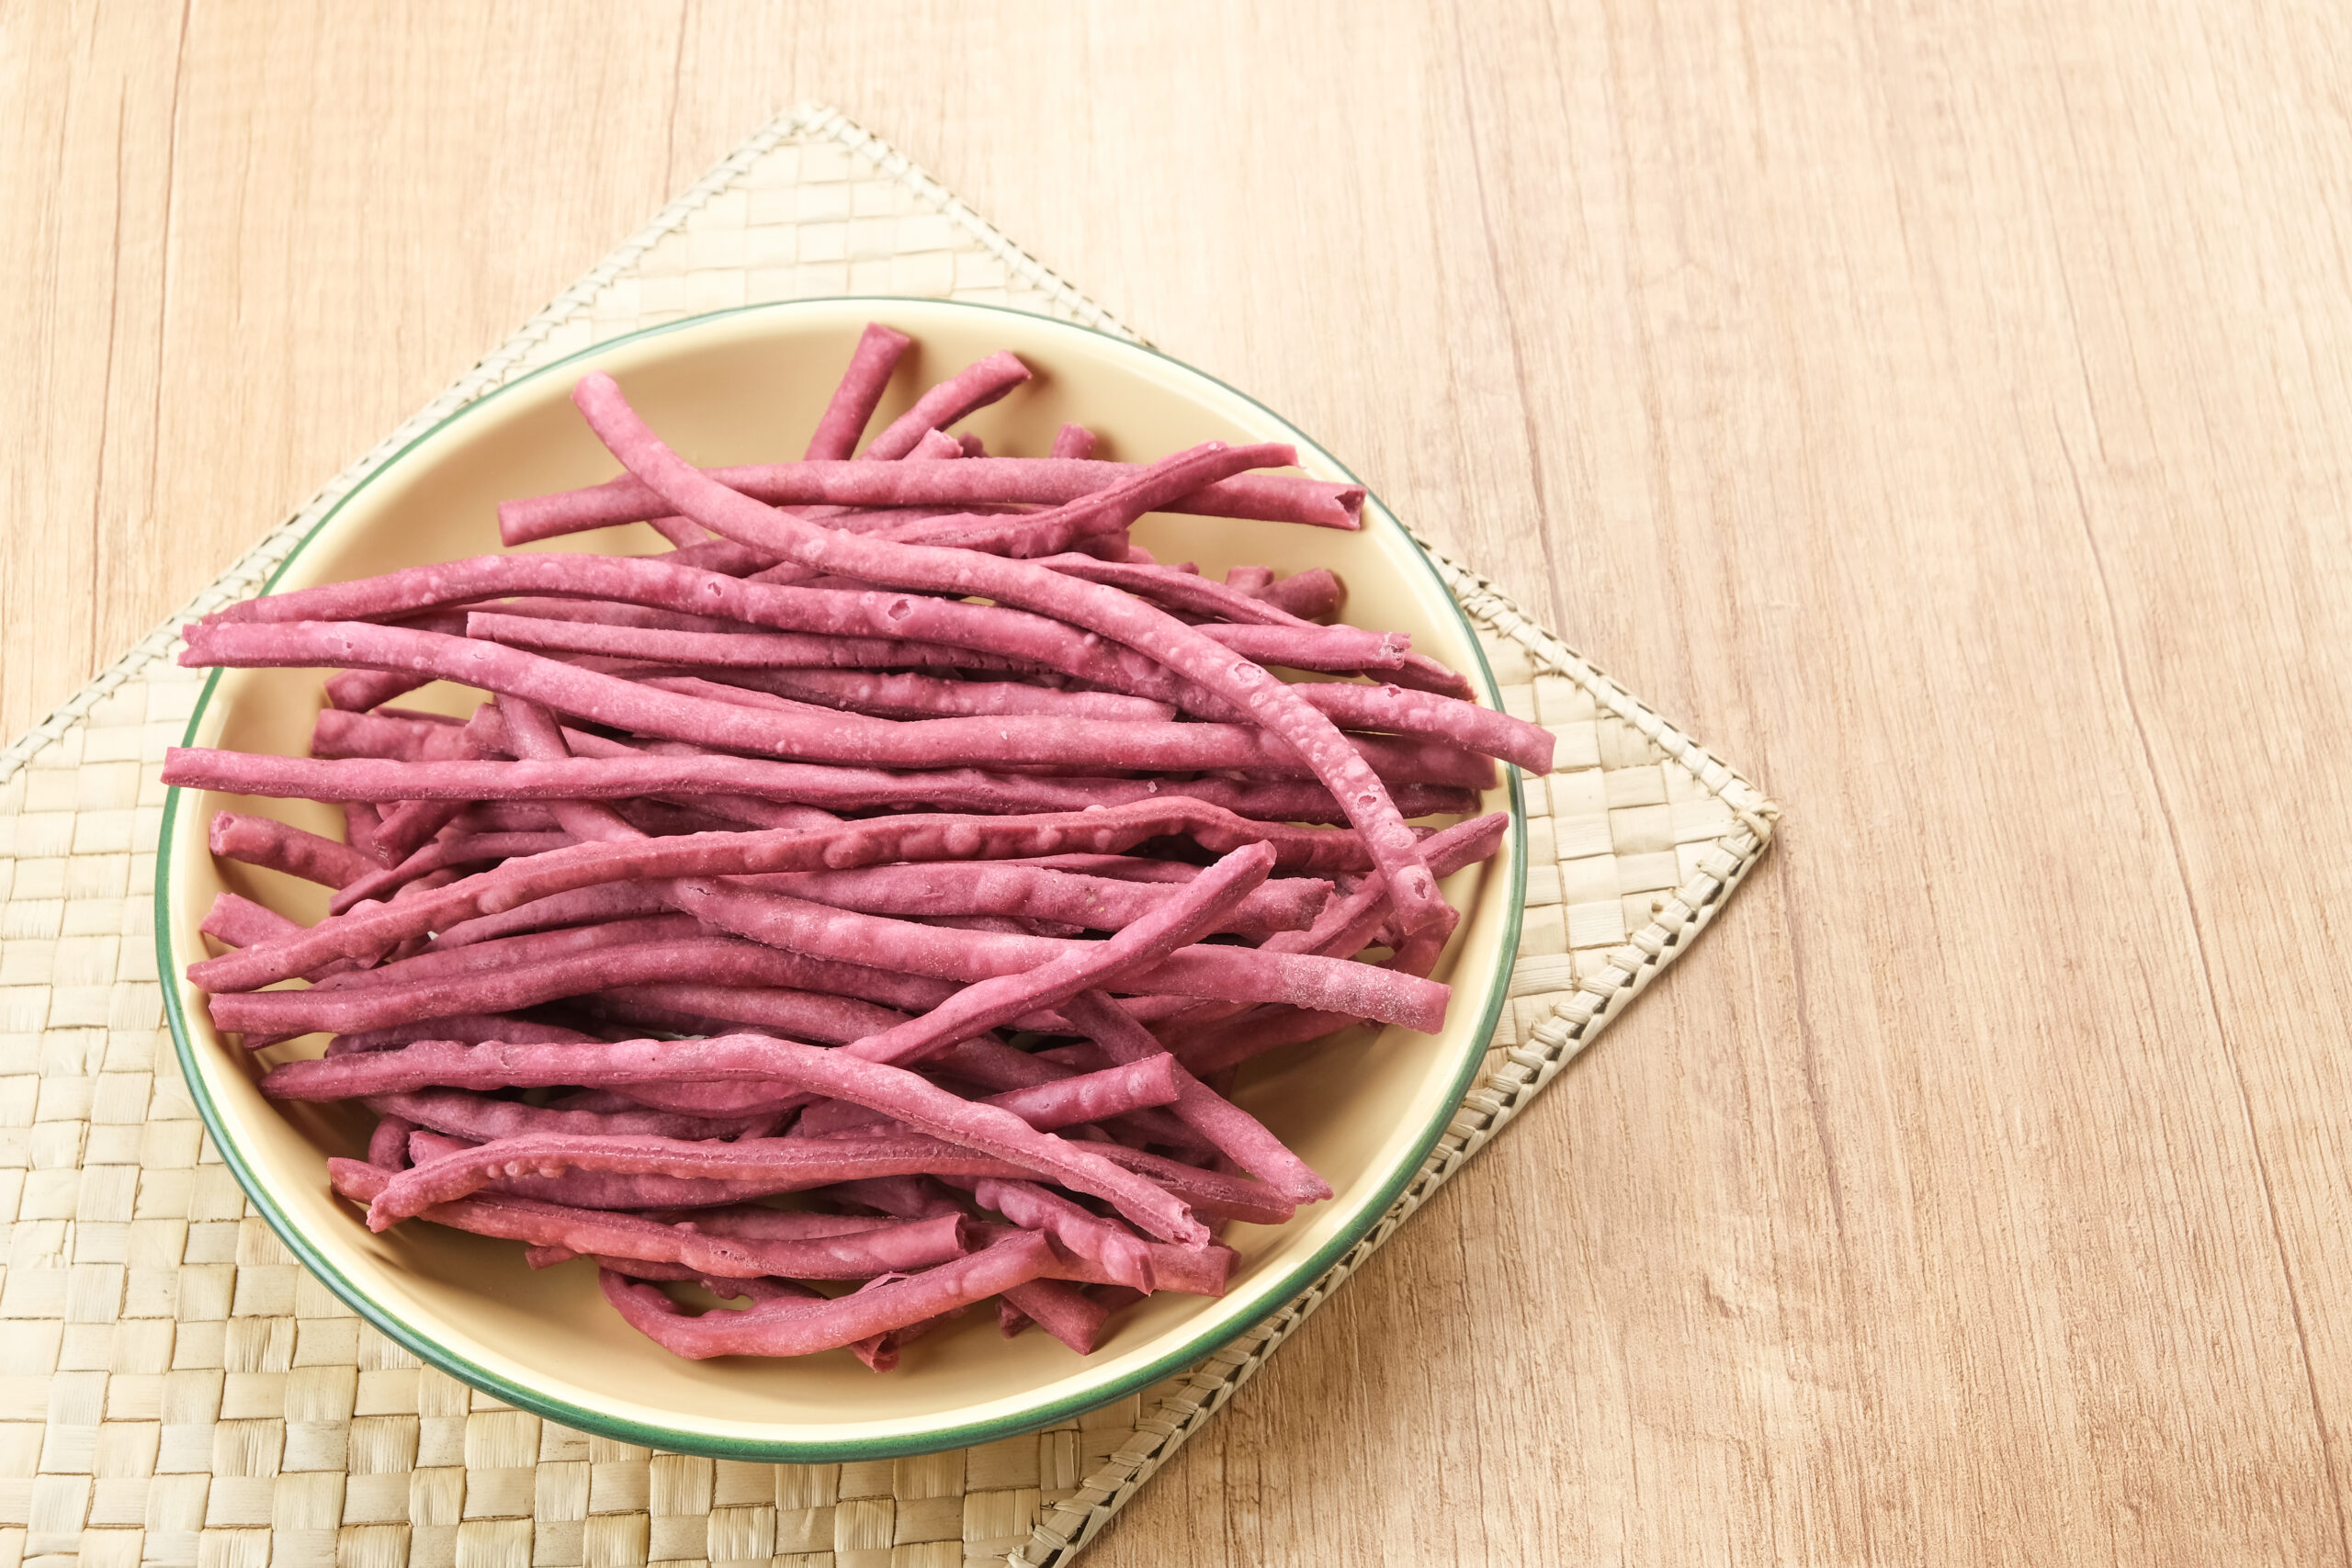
13 5 2352 1562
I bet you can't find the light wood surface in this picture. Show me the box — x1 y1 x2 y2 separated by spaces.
11 4 2352 1562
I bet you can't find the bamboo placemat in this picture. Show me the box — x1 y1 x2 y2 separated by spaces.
0 106 1778 1568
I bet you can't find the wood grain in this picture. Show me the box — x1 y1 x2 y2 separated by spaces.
10 2 2352 1562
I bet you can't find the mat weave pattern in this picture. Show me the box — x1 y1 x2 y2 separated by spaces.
0 107 1777 1568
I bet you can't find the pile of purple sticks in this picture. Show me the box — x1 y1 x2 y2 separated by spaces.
167 324 1550 1368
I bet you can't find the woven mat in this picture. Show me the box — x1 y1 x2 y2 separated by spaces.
0 107 1777 1568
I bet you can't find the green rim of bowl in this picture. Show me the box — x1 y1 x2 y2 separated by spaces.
156 298 1529 1461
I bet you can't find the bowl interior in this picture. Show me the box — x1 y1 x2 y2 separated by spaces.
161 299 1522 1459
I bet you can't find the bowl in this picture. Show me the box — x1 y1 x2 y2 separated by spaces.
157 298 1526 1460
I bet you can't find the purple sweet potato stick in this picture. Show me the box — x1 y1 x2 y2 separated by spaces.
586 984 916 1043
364 1088 767 1144
404 1131 808 1211
920 1040 1210 1156
718 861 1327 942
940 1057 1187 1131
1079 1145 1293 1225
469 607 1408 685
999 1279 1108 1353
362 1129 1061 1227
426 880 677 949
326 1013 602 1056
1050 424 1097 460
308 914 704 994
806 322 913 460
311 708 479 762
212 938 950 1039
179 739 1475 827
499 457 1363 538
594 1230 1053 1359
356 1043 1215 1244
329 1158 968 1279
733 668 1173 724
861 351 1031 461
199 891 309 953
476 595 762 636
1254 569 1344 621
666 1206 908 1243
902 427 966 462
367 1115 414 1170
395 1130 1035 1209
208 811 377 889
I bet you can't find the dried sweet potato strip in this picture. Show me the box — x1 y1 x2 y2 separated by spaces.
718 861 1329 942
367 1116 413 1171
862 351 1031 461
499 458 1363 539
805 323 912 460
199 891 308 952
594 1230 1053 1359
1252 568 1345 620
175 743 1476 827
311 708 479 762
212 938 944 1040
328 1158 968 1279
208 811 377 890
999 1279 1109 1353
368 1106 1210 1246
326 1013 602 1056
731 668 1173 724
363 1088 764 1144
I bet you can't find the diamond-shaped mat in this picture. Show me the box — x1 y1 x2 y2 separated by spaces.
0 106 1777 1568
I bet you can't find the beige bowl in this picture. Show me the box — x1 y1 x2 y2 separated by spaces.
157 299 1525 1460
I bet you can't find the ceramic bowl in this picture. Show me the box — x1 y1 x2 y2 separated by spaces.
157 298 1525 1460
